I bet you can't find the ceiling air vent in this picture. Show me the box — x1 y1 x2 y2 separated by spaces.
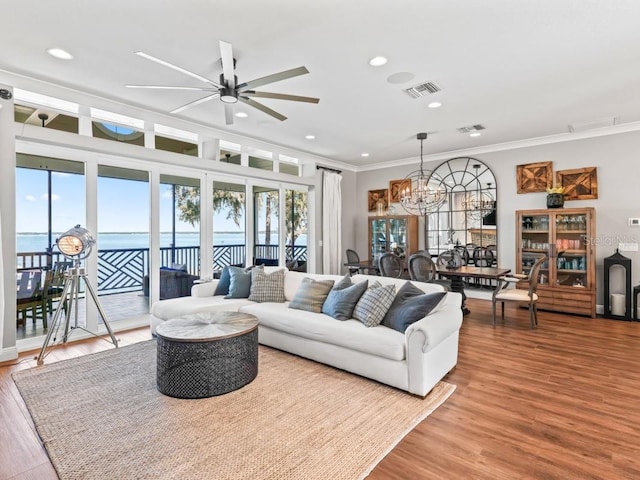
404 81 441 98
457 124 486 134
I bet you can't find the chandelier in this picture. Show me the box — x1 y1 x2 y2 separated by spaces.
462 164 494 220
400 133 446 216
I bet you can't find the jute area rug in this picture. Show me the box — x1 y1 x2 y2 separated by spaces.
13 340 455 480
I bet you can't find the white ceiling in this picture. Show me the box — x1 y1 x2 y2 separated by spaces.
3 0 640 167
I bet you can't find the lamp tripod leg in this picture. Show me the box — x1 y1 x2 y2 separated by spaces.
36 275 74 365
82 274 119 348
62 274 77 343
36 269 118 366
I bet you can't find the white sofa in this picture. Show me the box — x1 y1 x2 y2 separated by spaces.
150 269 463 397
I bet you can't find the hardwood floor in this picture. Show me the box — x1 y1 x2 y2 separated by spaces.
1 299 639 479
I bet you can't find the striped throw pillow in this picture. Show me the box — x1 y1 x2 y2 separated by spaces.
288 277 335 313
353 281 396 327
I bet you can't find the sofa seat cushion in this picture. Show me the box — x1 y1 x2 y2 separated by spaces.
239 303 406 361
151 295 255 321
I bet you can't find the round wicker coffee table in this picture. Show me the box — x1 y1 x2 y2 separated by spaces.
155 311 259 399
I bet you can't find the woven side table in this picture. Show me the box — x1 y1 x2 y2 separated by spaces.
156 311 259 399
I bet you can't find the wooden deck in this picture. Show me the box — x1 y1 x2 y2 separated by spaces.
15 291 150 341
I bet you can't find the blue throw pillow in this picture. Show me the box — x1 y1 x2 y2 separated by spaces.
225 266 252 299
383 282 446 333
322 275 368 320
214 266 231 296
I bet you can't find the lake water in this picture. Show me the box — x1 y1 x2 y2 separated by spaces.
17 232 307 252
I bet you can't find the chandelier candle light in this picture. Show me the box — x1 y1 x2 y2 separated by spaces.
400 133 446 216
463 165 495 220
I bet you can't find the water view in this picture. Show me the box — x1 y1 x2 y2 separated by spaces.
17 232 307 253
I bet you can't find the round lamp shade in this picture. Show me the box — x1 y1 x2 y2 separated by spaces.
56 225 96 259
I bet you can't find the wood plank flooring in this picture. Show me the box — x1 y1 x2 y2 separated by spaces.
1 299 639 479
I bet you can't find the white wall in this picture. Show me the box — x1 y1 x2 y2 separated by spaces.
352 130 640 307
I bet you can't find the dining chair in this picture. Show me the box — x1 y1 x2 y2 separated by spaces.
408 252 451 290
492 255 547 329
471 247 496 288
16 269 47 328
378 252 404 278
436 250 464 270
43 265 69 326
345 249 361 275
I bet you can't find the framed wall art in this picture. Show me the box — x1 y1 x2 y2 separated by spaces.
516 161 553 193
555 167 598 200
367 189 388 212
388 179 411 203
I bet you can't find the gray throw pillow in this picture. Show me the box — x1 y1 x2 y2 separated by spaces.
353 281 396 327
289 277 335 313
322 276 368 320
248 266 286 303
214 266 232 296
383 282 447 333
225 266 252 299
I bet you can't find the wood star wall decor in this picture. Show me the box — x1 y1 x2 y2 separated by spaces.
516 161 553 193
556 167 598 200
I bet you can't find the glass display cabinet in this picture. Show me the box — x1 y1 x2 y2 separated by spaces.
516 208 596 317
368 215 418 263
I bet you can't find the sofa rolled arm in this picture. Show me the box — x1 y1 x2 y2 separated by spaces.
191 280 220 297
404 292 463 354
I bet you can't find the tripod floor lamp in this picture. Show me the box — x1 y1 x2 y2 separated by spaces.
36 225 118 365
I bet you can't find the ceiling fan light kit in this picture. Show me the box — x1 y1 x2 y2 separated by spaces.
128 41 318 125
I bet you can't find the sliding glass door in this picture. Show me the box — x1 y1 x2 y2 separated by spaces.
213 180 246 270
15 155 85 339
97 165 150 323
253 185 279 266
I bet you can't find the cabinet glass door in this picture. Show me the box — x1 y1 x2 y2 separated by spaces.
520 214 550 281
388 218 408 259
370 219 388 260
555 213 588 287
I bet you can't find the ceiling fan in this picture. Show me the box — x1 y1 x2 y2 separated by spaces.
126 40 319 125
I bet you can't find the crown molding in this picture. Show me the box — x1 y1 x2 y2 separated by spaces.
355 121 640 172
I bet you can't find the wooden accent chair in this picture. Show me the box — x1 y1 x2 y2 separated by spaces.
492 255 547 329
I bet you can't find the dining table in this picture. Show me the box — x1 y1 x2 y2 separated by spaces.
436 265 511 315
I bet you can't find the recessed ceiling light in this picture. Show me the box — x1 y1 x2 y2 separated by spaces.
368 56 387 67
470 132 481 137
47 48 74 60
386 72 414 84
361 153 370 157
235 112 248 118
305 134 315 140
428 101 442 109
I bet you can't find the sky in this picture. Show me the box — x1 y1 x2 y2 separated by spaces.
16 168 243 234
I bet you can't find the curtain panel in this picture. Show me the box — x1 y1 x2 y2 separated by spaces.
322 171 342 274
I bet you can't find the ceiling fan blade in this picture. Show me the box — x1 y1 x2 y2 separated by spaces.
224 104 234 125
170 93 220 114
219 41 236 90
125 85 218 91
241 91 319 104
135 51 222 88
237 66 309 92
239 96 287 121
